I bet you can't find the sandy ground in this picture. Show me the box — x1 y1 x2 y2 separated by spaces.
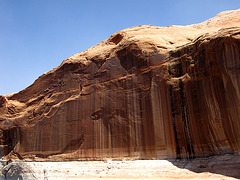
0 154 239 179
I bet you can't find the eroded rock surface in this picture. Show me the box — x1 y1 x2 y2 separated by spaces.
0 9 240 161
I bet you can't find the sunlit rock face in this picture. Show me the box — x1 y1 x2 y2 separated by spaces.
0 9 240 161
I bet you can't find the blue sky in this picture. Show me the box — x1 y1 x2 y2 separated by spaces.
0 0 239 95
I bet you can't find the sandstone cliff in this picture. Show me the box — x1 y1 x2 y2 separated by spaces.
0 9 240 161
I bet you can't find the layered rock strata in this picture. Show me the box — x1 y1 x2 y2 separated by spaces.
0 9 240 160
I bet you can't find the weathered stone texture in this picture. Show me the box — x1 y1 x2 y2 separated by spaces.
0 9 240 160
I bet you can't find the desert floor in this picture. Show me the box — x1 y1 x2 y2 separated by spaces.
1 153 239 179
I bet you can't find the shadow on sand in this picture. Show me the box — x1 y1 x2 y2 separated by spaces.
170 153 240 179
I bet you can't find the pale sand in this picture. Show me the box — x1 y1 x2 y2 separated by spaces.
1 154 239 179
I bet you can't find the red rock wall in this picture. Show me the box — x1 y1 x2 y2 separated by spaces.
166 32 240 158
0 26 239 161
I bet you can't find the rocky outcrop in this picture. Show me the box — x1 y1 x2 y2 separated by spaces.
0 9 240 161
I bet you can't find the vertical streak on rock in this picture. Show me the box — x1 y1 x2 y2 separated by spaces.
169 84 180 157
141 72 156 157
139 90 146 155
130 81 137 150
150 74 165 155
131 78 141 155
179 80 194 158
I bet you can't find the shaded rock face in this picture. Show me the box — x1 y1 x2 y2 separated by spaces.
0 9 240 160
